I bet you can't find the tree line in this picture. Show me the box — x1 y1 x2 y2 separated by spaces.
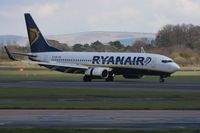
1 24 200 66
156 24 200 50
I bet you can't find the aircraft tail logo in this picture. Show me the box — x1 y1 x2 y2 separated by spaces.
29 28 40 45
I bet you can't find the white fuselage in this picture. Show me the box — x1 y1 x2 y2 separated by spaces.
31 52 180 75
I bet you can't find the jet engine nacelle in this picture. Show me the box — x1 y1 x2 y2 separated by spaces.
123 74 143 79
85 67 109 79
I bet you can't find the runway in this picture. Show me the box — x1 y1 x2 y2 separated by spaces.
0 80 200 129
0 110 200 129
0 80 200 92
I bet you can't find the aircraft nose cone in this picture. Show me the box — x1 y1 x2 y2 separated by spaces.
176 64 180 70
173 63 180 72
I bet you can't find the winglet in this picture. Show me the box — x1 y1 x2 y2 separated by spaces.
4 46 17 61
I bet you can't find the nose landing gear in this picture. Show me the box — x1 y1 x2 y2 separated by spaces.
159 75 170 83
159 76 165 83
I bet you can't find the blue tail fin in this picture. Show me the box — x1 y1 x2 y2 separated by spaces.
24 13 60 53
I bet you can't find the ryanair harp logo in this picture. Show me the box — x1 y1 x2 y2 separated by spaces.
29 28 40 45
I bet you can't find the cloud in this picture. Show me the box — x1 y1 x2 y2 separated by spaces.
1 0 200 35
23 3 60 18
148 16 171 31
176 0 200 18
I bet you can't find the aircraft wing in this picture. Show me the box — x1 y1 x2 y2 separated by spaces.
4 46 88 74
4 46 37 60
19 60 88 74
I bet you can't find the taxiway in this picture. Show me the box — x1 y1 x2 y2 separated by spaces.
0 110 200 129
0 80 200 92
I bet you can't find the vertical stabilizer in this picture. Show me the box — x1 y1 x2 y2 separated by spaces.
24 13 60 52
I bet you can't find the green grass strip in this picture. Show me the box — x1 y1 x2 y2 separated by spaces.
0 87 200 110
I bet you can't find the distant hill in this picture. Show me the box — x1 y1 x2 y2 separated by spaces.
0 35 27 46
0 31 156 46
49 31 155 46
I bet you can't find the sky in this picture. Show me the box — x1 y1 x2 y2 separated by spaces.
0 0 200 36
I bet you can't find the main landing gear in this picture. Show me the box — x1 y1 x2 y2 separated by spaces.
83 75 92 82
105 76 114 82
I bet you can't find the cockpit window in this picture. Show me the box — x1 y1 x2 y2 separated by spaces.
161 60 173 63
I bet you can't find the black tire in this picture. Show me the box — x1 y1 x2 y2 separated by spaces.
83 76 92 82
105 76 114 82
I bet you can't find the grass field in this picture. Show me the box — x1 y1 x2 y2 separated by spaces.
0 68 82 81
0 87 200 109
0 128 200 133
0 68 199 109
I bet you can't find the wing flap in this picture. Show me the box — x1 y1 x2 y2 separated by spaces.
4 46 37 60
11 52 37 57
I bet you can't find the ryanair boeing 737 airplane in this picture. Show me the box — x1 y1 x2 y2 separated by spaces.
5 13 180 82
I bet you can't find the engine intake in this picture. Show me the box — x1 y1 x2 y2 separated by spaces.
85 67 109 79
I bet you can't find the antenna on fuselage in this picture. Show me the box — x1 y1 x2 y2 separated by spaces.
139 47 145 53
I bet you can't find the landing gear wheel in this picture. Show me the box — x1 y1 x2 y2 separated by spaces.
83 76 92 82
159 76 165 83
105 76 114 82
